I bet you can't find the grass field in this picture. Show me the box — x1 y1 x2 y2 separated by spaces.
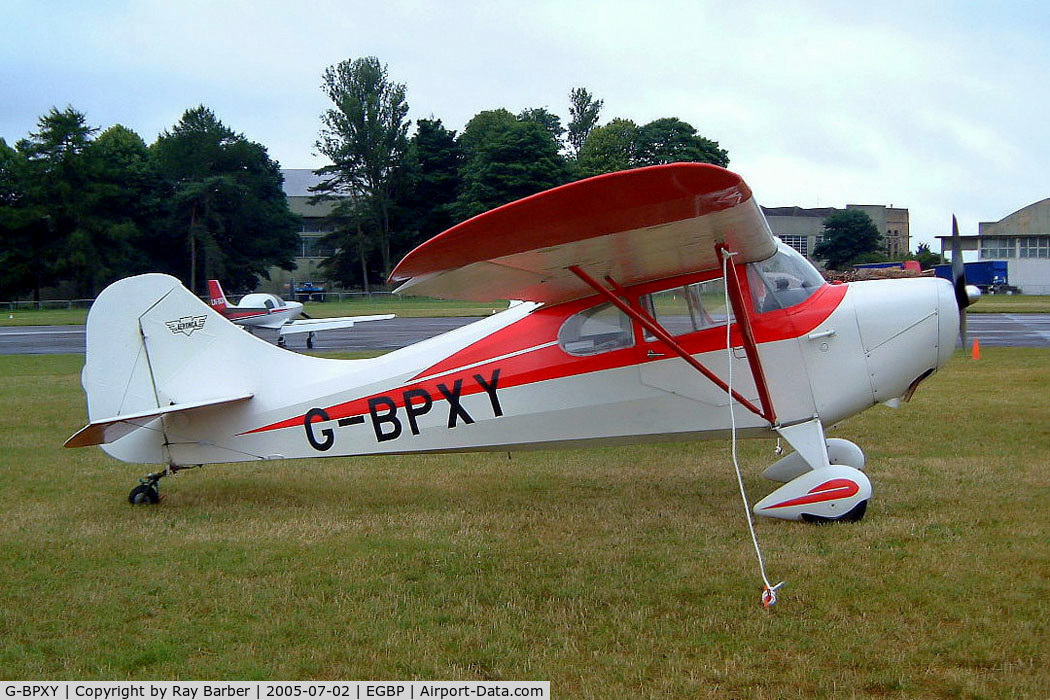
964 294 1050 314
1 350 1047 696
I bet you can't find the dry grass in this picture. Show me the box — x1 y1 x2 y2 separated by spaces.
0 351 1047 697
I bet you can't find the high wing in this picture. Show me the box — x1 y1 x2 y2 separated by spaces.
277 314 396 337
388 163 778 304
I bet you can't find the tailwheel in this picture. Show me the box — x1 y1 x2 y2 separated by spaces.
127 466 194 505
128 478 161 505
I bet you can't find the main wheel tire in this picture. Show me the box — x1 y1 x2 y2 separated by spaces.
128 483 160 505
801 499 868 524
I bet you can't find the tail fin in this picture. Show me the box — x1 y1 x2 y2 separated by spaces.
208 279 230 313
72 274 316 465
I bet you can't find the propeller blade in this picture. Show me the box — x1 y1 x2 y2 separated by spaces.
951 215 971 311
950 214 971 349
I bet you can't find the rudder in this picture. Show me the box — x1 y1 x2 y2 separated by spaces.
207 279 230 313
79 274 269 464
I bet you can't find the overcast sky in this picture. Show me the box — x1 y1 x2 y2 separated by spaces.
3 0 1047 249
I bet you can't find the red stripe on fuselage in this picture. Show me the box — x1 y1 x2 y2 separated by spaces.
413 280 847 384
224 310 269 321
242 274 847 436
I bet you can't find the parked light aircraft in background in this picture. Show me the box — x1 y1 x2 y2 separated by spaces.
66 164 974 529
207 279 393 348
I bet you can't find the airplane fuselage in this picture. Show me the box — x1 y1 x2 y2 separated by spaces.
214 293 304 330
98 249 957 468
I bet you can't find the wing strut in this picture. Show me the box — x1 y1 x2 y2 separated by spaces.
567 264 774 423
717 244 777 424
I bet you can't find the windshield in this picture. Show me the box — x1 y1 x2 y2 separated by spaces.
747 243 826 313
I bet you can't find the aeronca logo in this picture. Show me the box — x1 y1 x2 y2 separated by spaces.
165 315 208 336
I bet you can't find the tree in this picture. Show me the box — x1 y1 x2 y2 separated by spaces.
912 242 942 269
517 107 565 146
574 116 730 178
635 117 729 167
396 118 462 246
315 56 410 279
0 137 36 299
576 118 639 177
813 209 883 270
452 114 571 221
317 192 380 292
62 125 160 296
566 87 603 159
455 109 518 159
322 117 465 291
152 106 300 294
8 107 98 300
1 111 172 298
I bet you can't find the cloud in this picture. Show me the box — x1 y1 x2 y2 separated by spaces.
2 0 1047 247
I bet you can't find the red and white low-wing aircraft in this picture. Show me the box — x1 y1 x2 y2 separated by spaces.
66 163 971 524
207 279 394 348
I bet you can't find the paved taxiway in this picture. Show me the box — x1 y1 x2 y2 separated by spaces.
1 314 1048 355
0 317 477 355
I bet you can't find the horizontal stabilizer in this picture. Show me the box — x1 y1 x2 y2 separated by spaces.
278 314 395 336
64 393 253 448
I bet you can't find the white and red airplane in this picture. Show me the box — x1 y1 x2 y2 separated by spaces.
207 279 393 348
66 163 973 526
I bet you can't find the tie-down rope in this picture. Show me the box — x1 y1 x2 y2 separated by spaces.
720 248 784 608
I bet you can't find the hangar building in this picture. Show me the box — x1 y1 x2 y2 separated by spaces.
936 199 1050 294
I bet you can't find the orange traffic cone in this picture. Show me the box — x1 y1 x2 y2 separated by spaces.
971 337 980 360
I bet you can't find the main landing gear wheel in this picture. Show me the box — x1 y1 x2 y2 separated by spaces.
800 499 868 524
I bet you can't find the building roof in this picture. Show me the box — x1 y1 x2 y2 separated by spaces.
281 169 329 197
281 168 345 218
979 197 1050 236
760 206 837 218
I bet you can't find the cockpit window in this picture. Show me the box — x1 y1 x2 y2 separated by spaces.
640 278 733 340
747 243 826 313
558 303 634 356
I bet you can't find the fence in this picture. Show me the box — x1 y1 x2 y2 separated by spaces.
2 299 95 311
